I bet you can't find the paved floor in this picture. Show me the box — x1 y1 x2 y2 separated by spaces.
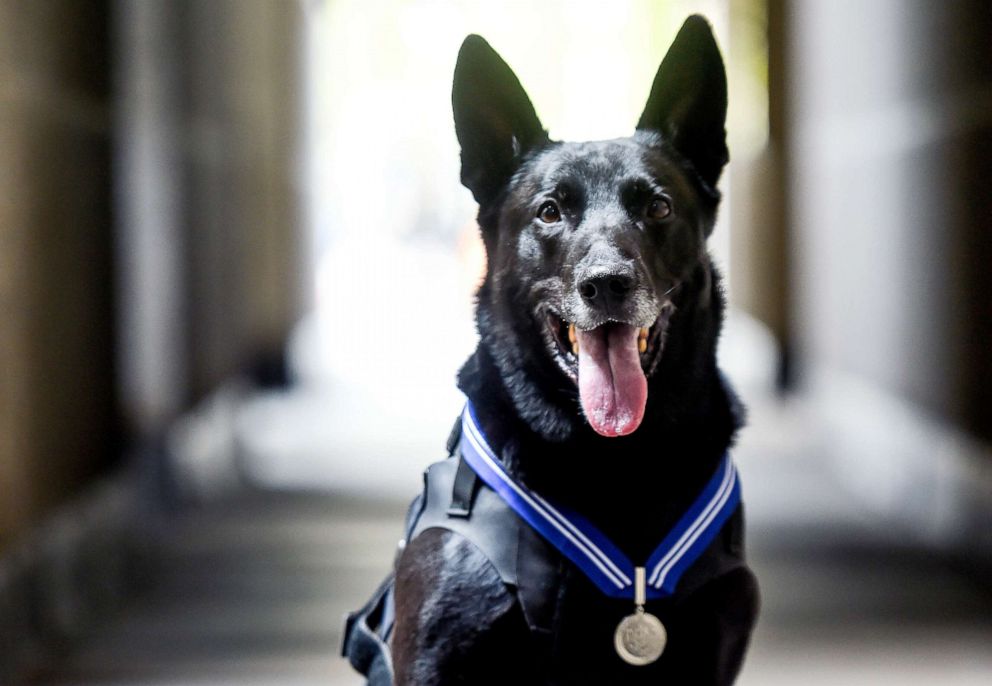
34 493 401 685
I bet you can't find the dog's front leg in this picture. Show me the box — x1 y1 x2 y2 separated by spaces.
664 566 761 685
392 528 537 686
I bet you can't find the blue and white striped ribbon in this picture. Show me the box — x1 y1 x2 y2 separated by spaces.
458 403 741 600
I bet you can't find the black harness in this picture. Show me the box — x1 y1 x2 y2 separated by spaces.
341 420 746 684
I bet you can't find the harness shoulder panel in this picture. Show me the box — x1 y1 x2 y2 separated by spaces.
408 454 521 587
404 453 567 637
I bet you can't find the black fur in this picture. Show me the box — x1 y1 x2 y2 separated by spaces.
393 15 759 684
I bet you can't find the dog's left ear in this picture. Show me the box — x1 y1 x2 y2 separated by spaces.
637 15 728 190
453 35 547 206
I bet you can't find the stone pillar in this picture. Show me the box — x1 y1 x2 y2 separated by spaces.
0 0 117 546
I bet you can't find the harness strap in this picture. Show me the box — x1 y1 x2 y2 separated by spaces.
445 415 463 455
340 574 395 684
447 455 479 518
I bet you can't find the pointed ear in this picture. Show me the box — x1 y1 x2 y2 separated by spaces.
637 15 728 190
453 35 546 205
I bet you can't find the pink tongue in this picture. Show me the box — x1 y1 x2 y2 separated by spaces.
576 324 647 437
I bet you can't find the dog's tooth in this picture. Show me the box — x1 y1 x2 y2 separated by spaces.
568 323 576 344
638 327 648 354
572 341 579 356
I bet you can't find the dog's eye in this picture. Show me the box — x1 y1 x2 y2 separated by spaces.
537 200 561 223
646 197 672 220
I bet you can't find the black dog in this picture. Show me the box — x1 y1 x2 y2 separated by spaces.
345 15 758 685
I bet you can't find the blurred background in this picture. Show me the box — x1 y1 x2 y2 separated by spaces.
1 0 990 683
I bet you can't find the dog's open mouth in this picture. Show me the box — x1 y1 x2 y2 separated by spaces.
543 303 675 437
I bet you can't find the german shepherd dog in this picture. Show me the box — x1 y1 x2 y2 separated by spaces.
391 16 759 685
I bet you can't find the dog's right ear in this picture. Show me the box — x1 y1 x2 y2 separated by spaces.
453 35 547 206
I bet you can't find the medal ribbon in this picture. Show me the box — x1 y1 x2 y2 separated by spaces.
458 403 741 600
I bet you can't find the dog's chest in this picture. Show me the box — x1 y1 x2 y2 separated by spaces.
544 574 675 682
516 513 743 681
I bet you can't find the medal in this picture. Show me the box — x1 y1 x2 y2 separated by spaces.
614 567 666 666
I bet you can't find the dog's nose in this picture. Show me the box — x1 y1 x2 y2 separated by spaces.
577 272 634 311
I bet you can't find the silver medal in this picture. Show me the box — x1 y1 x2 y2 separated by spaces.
614 567 667 666
615 608 667 666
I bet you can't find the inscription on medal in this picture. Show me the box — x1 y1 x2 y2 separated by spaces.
614 610 667 666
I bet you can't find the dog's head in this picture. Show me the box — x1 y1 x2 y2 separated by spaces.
454 16 728 440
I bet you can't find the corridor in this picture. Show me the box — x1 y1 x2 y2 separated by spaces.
3 2 991 685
